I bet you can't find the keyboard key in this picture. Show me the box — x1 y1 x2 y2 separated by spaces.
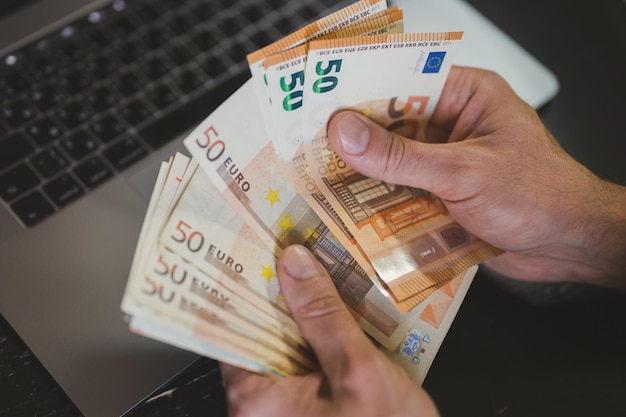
296 4 318 20
165 42 196 66
226 42 248 63
1 100 36 128
132 2 164 22
275 16 297 34
85 54 119 79
202 55 228 78
218 16 242 37
141 26 170 49
0 163 40 202
75 29 104 55
114 72 143 96
249 29 273 49
103 136 147 170
120 99 152 125
147 84 178 109
143 56 172 81
319 0 340 6
43 173 85 207
118 39 147 65
87 86 120 112
159 0 184 10
60 130 99 160
56 40 83 66
88 30 115 50
190 2 219 20
0 72 29 98
26 117 64 146
242 4 265 21
193 29 219 50
266 0 286 8
139 70 248 149
74 156 113 189
11 191 55 227
27 57 58 81
164 13 197 36
56 102 92 129
109 15 139 38
90 114 126 143
0 133 34 171
30 85 64 111
174 69 204 93
59 70 92 95
30 147 69 178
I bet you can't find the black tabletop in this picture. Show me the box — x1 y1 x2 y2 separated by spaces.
2 1 625 416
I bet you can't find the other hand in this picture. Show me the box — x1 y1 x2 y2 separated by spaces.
220 245 440 417
327 66 626 288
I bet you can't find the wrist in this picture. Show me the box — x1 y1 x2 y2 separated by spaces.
572 178 626 288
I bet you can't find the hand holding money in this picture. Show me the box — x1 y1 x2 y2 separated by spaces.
220 244 441 417
326 65 626 288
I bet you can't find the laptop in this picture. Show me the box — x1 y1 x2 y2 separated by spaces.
0 0 559 416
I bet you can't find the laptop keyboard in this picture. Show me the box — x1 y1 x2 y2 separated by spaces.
0 0 350 227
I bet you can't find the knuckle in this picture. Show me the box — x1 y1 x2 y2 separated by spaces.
381 130 410 180
476 67 507 89
339 352 397 398
225 379 247 404
225 382 262 417
295 290 347 324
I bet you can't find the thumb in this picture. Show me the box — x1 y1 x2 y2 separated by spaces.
277 245 376 382
327 110 464 199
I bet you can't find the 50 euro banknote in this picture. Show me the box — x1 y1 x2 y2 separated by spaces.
121 156 311 376
296 33 502 307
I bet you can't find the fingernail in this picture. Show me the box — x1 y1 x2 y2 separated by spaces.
337 113 370 155
283 245 323 280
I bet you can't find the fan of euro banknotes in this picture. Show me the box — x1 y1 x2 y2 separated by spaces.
121 0 502 383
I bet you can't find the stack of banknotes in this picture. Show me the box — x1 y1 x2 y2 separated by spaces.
121 0 501 383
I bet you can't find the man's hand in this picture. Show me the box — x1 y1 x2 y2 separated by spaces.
327 66 626 288
220 245 440 417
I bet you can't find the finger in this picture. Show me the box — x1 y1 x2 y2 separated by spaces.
426 65 482 142
428 66 524 143
327 110 466 200
219 362 255 389
219 362 279 413
277 245 376 383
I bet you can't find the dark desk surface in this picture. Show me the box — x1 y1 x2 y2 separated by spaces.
2 0 626 416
